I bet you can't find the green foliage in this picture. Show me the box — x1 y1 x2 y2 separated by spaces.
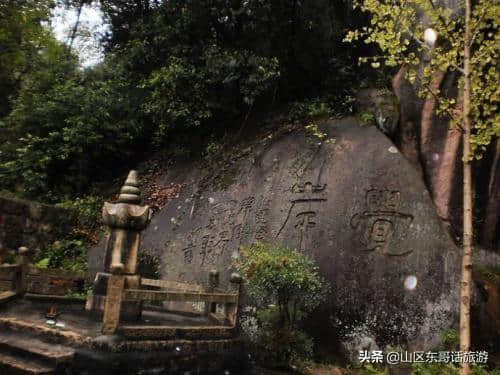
35 257 50 269
35 239 87 273
64 284 91 300
441 328 459 351
33 195 102 273
137 252 161 280
287 99 335 125
344 0 499 159
57 195 103 233
2 249 17 265
0 50 145 200
101 0 356 97
412 362 459 375
358 111 376 127
304 122 335 148
203 139 224 158
236 242 328 368
0 0 362 202
236 242 328 322
242 305 314 367
0 0 55 117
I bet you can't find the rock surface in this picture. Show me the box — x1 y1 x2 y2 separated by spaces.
123 117 460 354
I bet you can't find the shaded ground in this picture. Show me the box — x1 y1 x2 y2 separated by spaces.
0 297 214 339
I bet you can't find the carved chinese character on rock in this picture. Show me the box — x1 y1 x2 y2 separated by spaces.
254 196 271 240
199 231 231 266
277 181 327 251
295 211 316 251
238 197 255 219
350 189 414 256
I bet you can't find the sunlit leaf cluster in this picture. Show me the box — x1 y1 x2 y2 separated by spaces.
344 0 499 159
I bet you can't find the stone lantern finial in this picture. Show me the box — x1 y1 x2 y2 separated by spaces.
118 170 141 204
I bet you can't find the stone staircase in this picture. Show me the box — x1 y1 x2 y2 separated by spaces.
0 291 18 304
0 329 75 374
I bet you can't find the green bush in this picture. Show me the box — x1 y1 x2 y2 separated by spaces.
57 195 103 233
32 195 103 273
250 306 314 365
35 239 87 273
441 328 460 351
358 111 376 127
235 242 329 368
287 99 334 124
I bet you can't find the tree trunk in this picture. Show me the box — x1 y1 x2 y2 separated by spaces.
68 0 85 52
459 0 473 374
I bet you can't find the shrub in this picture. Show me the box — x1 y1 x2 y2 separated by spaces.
235 242 329 368
34 239 87 273
287 99 334 125
32 195 103 273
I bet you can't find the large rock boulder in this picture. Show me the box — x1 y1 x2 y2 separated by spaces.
89 117 460 355
136 117 460 353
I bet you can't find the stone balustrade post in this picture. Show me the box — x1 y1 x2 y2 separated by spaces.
15 246 30 295
206 269 219 315
226 272 242 326
102 274 125 335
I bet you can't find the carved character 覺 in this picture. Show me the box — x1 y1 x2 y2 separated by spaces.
351 189 413 256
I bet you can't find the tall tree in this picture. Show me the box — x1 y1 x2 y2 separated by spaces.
460 1 473 373
345 1 499 373
0 0 54 117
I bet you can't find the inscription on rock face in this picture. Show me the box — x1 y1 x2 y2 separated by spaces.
350 189 414 256
180 196 271 266
255 197 271 240
132 119 461 355
277 181 327 251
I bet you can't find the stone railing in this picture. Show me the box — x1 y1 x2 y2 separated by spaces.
101 270 242 335
85 170 244 336
25 266 86 296
1 170 244 342
0 246 86 301
0 247 30 300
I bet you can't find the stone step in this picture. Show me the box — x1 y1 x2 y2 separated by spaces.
0 352 55 375
0 318 91 347
0 291 17 304
0 334 74 366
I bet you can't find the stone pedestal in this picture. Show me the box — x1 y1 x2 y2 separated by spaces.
86 272 143 321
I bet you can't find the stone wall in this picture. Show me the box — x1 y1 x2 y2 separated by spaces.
0 195 76 253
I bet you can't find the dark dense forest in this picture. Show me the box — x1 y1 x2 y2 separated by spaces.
0 0 375 203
